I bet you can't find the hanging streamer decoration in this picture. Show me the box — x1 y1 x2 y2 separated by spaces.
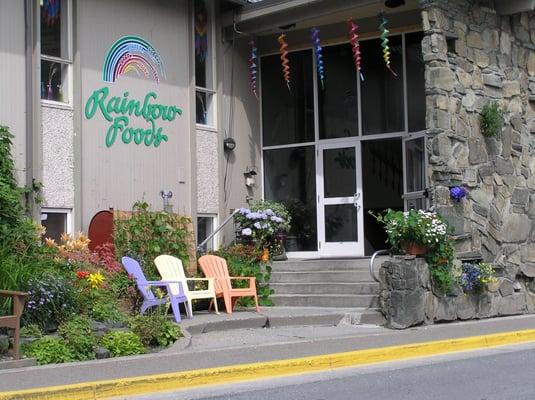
43 0 60 26
347 19 364 81
311 28 325 88
378 13 397 77
249 40 258 98
278 34 291 91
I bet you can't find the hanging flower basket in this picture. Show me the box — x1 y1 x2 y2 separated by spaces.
402 242 428 256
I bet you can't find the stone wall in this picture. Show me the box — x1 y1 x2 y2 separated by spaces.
420 1 535 279
380 256 535 329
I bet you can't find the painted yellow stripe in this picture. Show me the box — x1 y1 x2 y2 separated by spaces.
3 329 535 400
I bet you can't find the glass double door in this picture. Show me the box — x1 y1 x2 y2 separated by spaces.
316 141 364 257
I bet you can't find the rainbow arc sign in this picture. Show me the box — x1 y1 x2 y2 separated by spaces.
85 35 182 148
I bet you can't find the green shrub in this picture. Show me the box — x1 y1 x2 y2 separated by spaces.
91 298 127 323
128 314 182 347
58 316 97 361
480 102 504 138
20 324 43 338
24 337 75 365
114 201 192 279
101 331 145 357
23 272 80 330
214 244 273 306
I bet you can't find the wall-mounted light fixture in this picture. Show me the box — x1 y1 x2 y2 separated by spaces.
223 137 236 151
244 166 258 187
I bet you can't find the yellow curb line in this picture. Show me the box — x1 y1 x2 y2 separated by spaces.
3 328 535 400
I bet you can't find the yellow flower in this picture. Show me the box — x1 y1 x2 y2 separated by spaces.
87 271 105 289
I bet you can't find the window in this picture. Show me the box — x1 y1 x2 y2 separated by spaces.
261 50 315 146
197 215 217 251
40 0 72 105
361 35 404 135
194 0 216 127
40 209 72 242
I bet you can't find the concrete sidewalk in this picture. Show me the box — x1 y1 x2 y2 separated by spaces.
1 310 535 394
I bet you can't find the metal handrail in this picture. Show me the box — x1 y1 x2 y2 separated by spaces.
197 209 240 253
370 249 390 282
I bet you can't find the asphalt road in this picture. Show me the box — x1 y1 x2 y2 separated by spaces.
124 342 535 400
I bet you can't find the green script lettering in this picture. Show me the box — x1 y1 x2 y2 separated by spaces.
84 87 182 148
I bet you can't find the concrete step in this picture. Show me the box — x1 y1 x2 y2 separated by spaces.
272 294 379 308
272 259 378 272
270 282 380 295
270 270 375 283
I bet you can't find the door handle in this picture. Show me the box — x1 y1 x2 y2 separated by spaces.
353 192 361 211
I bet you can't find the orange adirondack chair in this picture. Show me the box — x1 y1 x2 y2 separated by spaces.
198 255 259 314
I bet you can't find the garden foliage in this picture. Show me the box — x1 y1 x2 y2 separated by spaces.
214 244 273 306
100 331 145 357
114 201 192 279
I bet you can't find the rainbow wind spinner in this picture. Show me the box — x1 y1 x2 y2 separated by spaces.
278 34 291 91
311 27 325 88
249 40 258 98
378 13 397 77
347 19 364 81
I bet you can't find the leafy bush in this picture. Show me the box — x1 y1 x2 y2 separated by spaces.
91 297 127 323
24 337 75 365
128 314 182 347
24 272 80 329
480 102 504 138
20 324 43 338
214 244 273 306
58 316 97 360
114 201 192 279
101 331 145 357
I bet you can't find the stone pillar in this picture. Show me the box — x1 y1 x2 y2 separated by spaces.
379 256 431 329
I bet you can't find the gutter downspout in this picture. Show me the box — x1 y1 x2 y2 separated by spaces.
24 0 42 220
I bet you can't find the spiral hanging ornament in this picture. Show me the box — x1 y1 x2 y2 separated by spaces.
378 13 398 77
311 27 325 89
278 33 291 91
347 18 364 81
249 40 258 98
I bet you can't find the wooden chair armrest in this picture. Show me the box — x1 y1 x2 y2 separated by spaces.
187 278 215 291
0 290 27 298
228 277 256 289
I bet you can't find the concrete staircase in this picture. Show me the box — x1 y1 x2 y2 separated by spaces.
270 259 381 309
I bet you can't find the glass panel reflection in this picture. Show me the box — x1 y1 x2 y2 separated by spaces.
325 204 357 242
361 36 404 134
318 44 358 139
261 50 314 146
264 146 317 251
405 137 425 193
323 147 356 198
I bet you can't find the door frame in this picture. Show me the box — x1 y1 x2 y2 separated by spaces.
316 139 364 257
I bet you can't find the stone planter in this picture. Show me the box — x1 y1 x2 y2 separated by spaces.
379 256 534 329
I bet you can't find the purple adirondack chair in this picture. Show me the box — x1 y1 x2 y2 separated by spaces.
121 256 191 322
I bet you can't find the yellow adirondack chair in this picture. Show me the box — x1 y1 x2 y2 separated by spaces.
154 255 219 317
198 255 259 314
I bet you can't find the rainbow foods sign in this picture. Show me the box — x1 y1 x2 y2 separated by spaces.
85 35 182 148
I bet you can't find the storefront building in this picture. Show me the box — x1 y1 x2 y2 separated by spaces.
1 0 535 268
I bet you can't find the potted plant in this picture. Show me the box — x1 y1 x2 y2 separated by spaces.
372 209 450 256
234 200 291 261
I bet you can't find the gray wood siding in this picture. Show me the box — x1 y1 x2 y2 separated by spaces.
77 0 192 229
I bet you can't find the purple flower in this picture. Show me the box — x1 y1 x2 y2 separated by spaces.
450 186 468 202
254 222 262 229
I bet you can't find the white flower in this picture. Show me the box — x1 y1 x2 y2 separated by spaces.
241 228 252 236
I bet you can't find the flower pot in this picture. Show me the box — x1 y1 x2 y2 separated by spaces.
403 242 428 256
261 248 270 262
